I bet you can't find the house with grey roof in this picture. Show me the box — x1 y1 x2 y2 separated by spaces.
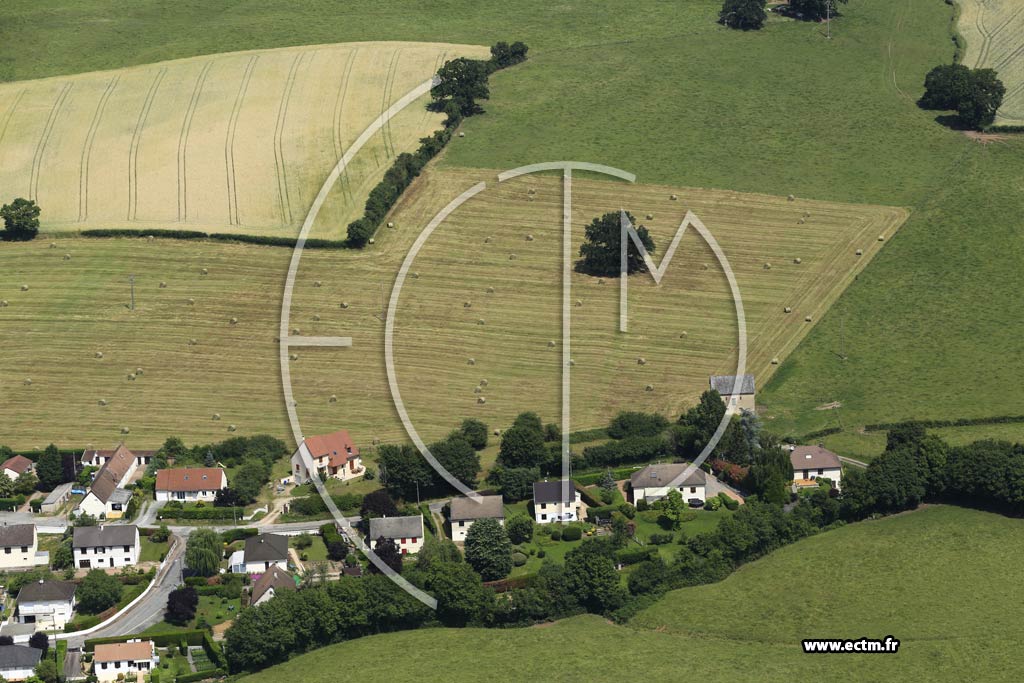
73 525 140 569
532 480 581 525
789 445 843 490
15 580 77 630
0 524 48 571
0 644 42 681
630 463 708 505
449 495 505 542
230 533 289 574
709 373 756 414
369 515 424 555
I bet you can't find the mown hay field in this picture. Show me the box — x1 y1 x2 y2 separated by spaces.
957 0 1024 126
0 41 488 238
0 166 905 450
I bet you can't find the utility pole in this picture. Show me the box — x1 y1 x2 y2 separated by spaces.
129 274 136 311
826 2 832 40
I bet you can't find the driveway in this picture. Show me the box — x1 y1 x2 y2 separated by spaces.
63 647 83 680
705 472 745 504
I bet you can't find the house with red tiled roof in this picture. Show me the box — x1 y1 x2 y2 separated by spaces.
0 455 34 481
155 467 227 502
290 429 364 484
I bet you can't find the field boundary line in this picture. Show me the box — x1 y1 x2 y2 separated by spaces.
273 52 303 227
79 75 120 221
225 55 259 226
29 82 73 201
178 61 213 222
127 67 167 221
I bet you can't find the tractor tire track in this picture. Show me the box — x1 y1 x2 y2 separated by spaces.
78 75 120 221
127 67 166 221
177 61 213 222
225 55 259 226
273 52 303 227
0 88 26 149
333 48 358 207
379 49 401 161
30 82 73 202
973 1 993 68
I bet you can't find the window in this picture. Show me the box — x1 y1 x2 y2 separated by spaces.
101 663 108 670
540 503 547 509
3 547 10 555
817 468 824 476
458 521 465 527
96 546 105 553
541 514 547 521
690 487 696 493
123 545 130 552
176 491 185 500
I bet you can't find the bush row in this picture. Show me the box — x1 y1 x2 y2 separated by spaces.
581 435 668 469
159 506 246 520
572 466 637 487
80 228 348 249
863 415 1024 432
0 495 26 511
567 428 609 444
220 528 259 543
288 492 363 517
85 629 206 651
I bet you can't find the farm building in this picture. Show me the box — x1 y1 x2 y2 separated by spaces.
709 374 756 415
155 467 227 502
0 456 33 481
92 640 157 683
78 444 139 519
40 483 73 514
0 524 48 571
789 445 843 489
449 495 505 542
369 516 424 555
630 464 707 505
532 481 582 524
73 525 140 569
250 565 297 606
0 645 42 681
230 533 289 574
15 580 76 630
290 429 364 484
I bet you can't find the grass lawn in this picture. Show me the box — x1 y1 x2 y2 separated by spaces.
195 594 240 627
819 422 1024 462
139 538 170 563
292 536 328 562
66 580 148 631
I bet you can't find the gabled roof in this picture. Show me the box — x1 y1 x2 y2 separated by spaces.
631 463 707 490
250 565 296 603
0 523 35 548
155 467 225 492
17 580 76 603
94 641 154 663
73 525 138 549
450 495 505 522
369 515 423 540
0 455 33 474
709 374 756 396
0 645 42 669
243 533 289 562
789 445 842 470
302 429 360 468
89 444 137 503
532 480 577 505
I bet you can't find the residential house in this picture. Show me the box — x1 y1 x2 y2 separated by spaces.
630 463 707 505
78 444 138 519
155 467 227 502
369 516 424 555
15 580 76 630
532 481 581 524
249 565 296 606
0 524 48 571
789 445 843 489
290 429 364 485
0 456 33 481
230 533 289 574
449 495 505 542
92 640 158 683
80 447 157 470
0 645 42 681
709 374 756 415
72 525 140 569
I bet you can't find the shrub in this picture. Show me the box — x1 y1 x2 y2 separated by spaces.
561 525 583 542
607 411 669 439
704 496 722 511
618 502 636 519
549 527 562 541
537 549 546 559
511 552 527 567
636 498 649 512
648 532 675 545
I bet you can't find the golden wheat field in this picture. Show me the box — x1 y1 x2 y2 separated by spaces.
0 166 906 450
0 41 488 238
957 0 1024 126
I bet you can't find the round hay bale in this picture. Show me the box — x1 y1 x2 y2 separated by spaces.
201 268 208 275
670 194 678 200
855 248 863 256
679 331 688 338
23 378 31 386
230 317 238 325
159 281 167 288
598 279 604 285
525 234 534 241
569 359 576 367
547 340 556 348
289 353 299 361
764 262 772 270
793 257 802 264
372 437 381 446
458 131 466 138
474 385 482 394
486 286 495 294
575 299 582 307
784 307 792 313
412 272 420 279
314 280 322 287
645 384 654 392
147 235 155 242
480 379 488 386
701 264 709 271
136 367 144 375
637 357 646 365
313 314 321 322
467 358 476 365
484 236 491 243
127 373 136 381
771 357 780 365
464 301 472 308
368 238 375 244
787 194 795 201
493 429 501 436
329 394 337 403
120 427 130 434
20 284 29 291
188 338 198 345
49 243 57 249
477 318 485 325
805 315 813 322
95 351 103 359
477 396 486 404
98 399 108 406
509 253 517 260
340 302 350 309
878 235 885 242
227 424 237 432
387 222 395 229
187 298 195 305
803 211 810 218
63 253 71 261
646 213 654 220
213 413 221 420
527 188 536 195
0 300 7 307
292 327 301 335
797 218 805 225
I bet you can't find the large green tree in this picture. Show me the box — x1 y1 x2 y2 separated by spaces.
0 198 40 241
185 528 221 577
77 569 123 613
458 418 489 450
505 514 534 544
957 68 1005 129
789 0 848 21
165 586 198 626
497 425 547 469
563 541 627 614
719 0 767 30
36 444 64 491
464 518 513 581
426 561 494 626
576 211 655 277
919 63 973 110
430 57 490 119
